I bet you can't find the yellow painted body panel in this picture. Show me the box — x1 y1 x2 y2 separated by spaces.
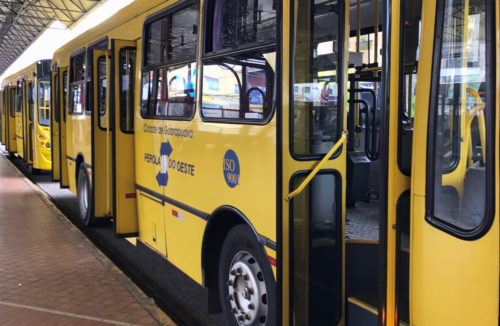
410 1 499 325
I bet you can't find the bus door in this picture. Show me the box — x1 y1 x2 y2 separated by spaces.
111 40 138 236
25 80 36 164
282 1 348 325
92 48 113 218
51 69 61 181
410 0 498 325
15 81 24 158
22 80 29 161
60 68 69 188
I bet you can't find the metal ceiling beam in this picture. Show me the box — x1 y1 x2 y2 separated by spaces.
0 0 102 76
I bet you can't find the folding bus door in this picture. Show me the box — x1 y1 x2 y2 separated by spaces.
92 49 113 219
60 68 69 188
111 39 138 236
282 1 348 325
410 0 498 325
51 69 61 181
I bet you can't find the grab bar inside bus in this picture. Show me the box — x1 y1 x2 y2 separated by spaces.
286 130 347 201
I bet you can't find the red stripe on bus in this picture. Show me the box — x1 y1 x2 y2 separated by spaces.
172 210 178 217
268 256 276 267
125 193 136 199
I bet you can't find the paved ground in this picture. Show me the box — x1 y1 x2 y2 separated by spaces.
2 147 224 326
0 152 175 326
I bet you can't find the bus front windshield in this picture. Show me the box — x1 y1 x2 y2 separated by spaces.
38 81 50 126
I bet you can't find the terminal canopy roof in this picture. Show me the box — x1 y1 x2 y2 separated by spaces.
0 0 101 75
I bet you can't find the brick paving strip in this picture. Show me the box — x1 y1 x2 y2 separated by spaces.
0 153 176 326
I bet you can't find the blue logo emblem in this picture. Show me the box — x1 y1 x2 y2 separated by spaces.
223 149 239 188
156 141 173 186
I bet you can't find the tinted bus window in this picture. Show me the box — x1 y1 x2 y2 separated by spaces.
9 88 15 117
201 0 276 123
15 83 22 113
142 4 198 119
62 71 68 122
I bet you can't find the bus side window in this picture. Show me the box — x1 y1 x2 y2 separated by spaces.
69 51 86 115
141 5 198 120
201 0 276 123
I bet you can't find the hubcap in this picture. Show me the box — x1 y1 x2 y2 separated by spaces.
78 174 88 219
227 251 268 325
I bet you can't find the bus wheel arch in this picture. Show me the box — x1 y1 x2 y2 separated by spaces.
202 206 263 314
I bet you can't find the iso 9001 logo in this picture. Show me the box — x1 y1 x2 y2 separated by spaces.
223 149 240 188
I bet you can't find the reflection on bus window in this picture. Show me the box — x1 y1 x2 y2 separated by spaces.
432 0 490 230
207 0 276 53
142 63 196 118
38 81 51 126
145 5 198 66
201 52 275 120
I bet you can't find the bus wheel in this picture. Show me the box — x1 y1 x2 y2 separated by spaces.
218 225 275 326
77 164 92 226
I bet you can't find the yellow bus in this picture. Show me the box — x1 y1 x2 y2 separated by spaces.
1 82 17 154
52 0 498 325
1 60 52 172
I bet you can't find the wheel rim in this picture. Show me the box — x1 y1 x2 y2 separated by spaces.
227 251 268 325
78 173 88 220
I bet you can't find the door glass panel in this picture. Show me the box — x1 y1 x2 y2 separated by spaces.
97 56 107 129
431 0 490 230
291 172 341 325
38 81 50 126
292 0 342 156
119 48 136 133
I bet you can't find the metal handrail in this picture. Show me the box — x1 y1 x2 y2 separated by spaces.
286 130 347 201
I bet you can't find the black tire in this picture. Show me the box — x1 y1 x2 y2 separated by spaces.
76 164 93 226
218 224 276 326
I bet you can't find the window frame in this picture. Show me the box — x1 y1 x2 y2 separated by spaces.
288 0 345 160
425 0 496 240
68 48 86 116
140 0 199 121
397 0 421 176
9 87 15 118
37 79 51 127
199 0 278 125
119 47 136 134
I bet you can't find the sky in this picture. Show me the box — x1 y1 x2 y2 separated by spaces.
0 0 135 84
